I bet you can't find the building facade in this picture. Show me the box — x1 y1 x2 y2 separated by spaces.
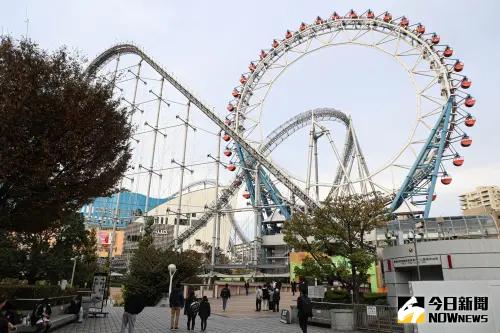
460 186 500 226
379 215 500 306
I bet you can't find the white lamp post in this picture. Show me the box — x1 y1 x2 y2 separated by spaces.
168 264 177 296
70 256 78 287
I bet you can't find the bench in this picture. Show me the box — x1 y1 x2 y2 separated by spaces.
9 296 78 332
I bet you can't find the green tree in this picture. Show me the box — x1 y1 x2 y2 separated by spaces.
0 212 98 285
124 218 203 305
0 37 132 233
284 193 389 302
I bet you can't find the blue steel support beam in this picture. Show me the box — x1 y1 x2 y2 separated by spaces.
236 145 256 206
258 168 291 219
424 98 454 217
237 144 290 219
390 97 454 216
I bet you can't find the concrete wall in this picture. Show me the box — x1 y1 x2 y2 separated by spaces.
382 239 500 306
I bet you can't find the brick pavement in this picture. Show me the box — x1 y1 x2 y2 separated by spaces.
56 293 333 333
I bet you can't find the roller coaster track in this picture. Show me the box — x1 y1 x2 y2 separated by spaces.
86 44 319 248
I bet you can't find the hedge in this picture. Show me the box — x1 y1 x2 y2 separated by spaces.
0 285 77 299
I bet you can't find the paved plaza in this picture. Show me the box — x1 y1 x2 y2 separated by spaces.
57 294 333 333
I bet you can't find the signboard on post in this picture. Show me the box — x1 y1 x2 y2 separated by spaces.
367 305 377 316
308 286 326 299
89 272 109 317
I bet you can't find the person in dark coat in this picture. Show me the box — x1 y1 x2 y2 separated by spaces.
219 284 231 312
184 289 198 331
268 285 274 312
297 285 313 333
120 292 145 333
244 281 249 296
291 281 297 296
198 296 211 332
169 283 185 330
272 288 281 312
0 295 16 333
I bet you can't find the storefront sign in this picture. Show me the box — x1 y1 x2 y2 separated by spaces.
393 255 441 268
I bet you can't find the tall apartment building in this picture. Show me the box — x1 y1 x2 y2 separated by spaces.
459 185 500 225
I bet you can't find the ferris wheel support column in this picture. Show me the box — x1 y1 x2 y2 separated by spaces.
423 99 454 217
211 131 221 267
390 97 454 216
174 101 192 249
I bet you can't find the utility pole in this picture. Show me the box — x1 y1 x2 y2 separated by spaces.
211 131 221 267
254 164 261 267
174 102 193 250
145 78 165 214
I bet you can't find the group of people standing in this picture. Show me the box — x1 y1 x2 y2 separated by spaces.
168 283 211 331
255 281 281 312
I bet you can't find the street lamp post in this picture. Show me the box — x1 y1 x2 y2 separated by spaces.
168 264 177 297
70 256 80 287
409 222 424 281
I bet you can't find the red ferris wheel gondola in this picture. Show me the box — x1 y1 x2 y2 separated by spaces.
299 22 308 31
453 155 464 166
332 12 341 20
223 134 231 142
443 46 453 57
464 95 476 107
227 103 235 112
400 16 409 28
224 149 232 157
240 75 248 85
227 164 236 172
431 34 440 44
464 115 476 127
416 24 425 34
315 16 324 25
454 60 464 72
383 12 392 22
367 10 375 19
242 191 251 199
460 77 471 89
441 174 452 185
461 135 472 147
272 39 280 48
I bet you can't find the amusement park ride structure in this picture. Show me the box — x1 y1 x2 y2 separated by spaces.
85 9 476 268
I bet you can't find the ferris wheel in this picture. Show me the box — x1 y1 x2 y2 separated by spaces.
223 9 476 217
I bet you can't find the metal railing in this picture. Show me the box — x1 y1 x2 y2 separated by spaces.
377 215 498 246
353 304 406 333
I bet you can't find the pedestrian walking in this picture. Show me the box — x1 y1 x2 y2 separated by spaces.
291 281 297 296
244 281 249 296
272 288 281 312
220 284 231 312
268 286 274 312
255 286 262 311
169 283 185 330
184 289 199 331
198 296 211 332
262 285 269 311
297 285 313 333
120 292 145 333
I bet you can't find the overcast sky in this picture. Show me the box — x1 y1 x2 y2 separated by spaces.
2 0 499 217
